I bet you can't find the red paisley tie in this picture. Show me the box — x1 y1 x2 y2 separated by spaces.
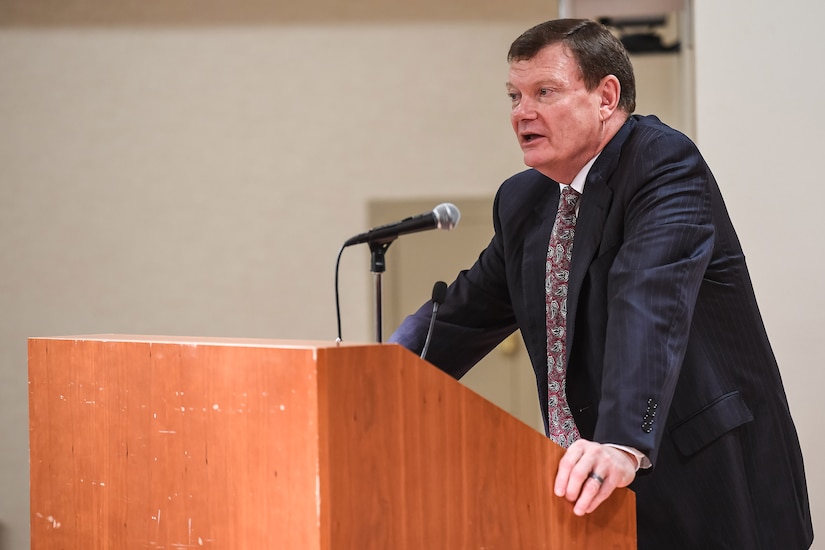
546 185 581 448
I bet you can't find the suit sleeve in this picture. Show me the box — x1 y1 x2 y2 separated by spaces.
592 131 715 465
388 188 518 380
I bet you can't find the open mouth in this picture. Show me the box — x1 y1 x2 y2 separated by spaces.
523 133 543 142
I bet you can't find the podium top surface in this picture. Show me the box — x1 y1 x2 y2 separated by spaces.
29 334 375 350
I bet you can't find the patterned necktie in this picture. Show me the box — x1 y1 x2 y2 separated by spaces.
546 185 581 448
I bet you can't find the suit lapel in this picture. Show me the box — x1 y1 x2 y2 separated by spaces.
519 169 613 375
566 178 611 341
566 117 635 349
521 181 557 364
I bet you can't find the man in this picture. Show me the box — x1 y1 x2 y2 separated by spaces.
389 18 813 549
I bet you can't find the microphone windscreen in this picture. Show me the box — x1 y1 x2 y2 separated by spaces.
433 203 460 230
432 281 448 304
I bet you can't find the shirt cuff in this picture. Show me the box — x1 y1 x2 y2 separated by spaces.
604 443 652 471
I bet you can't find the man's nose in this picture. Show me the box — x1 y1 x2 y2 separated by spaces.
512 97 538 120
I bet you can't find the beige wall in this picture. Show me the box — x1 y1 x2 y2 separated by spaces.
2 1 822 549
0 0 551 26
694 1 824 545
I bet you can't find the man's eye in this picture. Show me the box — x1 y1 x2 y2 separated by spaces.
539 88 550 96
507 92 519 101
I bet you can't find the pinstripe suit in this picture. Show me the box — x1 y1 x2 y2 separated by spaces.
389 115 813 549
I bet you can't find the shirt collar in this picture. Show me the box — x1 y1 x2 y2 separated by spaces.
561 153 600 195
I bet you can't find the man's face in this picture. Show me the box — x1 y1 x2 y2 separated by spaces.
507 43 606 184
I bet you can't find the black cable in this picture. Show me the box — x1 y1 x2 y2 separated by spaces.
334 244 346 343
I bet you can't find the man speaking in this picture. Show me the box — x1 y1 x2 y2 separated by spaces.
389 18 813 549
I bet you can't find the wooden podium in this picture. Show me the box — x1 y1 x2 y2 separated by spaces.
28 335 636 549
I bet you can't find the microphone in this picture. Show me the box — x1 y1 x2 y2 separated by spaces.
344 203 460 247
420 281 448 361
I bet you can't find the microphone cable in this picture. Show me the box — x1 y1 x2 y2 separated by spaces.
334 243 346 342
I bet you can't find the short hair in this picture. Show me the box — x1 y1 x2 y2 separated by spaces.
508 19 636 113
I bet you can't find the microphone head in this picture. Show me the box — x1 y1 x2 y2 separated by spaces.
433 203 460 231
431 280 448 304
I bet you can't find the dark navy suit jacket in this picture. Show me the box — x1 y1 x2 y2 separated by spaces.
389 115 813 549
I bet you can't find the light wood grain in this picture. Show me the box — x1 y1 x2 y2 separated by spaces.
29 335 635 549
29 337 323 549
318 343 636 549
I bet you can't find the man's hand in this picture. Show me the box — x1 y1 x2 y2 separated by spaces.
554 439 637 516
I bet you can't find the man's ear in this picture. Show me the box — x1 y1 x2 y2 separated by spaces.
599 75 621 119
